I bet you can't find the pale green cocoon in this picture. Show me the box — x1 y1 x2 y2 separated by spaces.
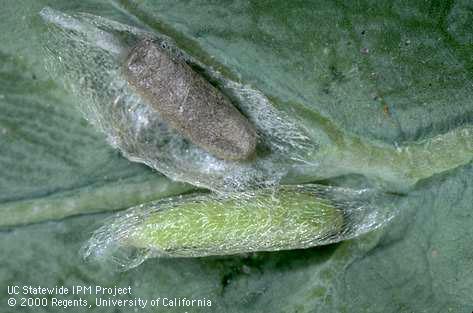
130 188 345 257
83 185 393 269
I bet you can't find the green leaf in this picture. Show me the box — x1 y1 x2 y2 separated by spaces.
0 1 472 312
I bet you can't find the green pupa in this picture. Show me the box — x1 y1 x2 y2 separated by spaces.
84 185 346 261
124 39 258 161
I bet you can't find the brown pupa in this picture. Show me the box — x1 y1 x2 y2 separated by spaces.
124 39 257 161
